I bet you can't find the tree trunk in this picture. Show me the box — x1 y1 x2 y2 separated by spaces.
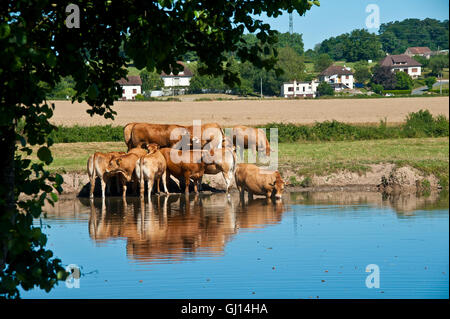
0 124 16 269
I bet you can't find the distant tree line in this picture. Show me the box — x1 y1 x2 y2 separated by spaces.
316 18 449 62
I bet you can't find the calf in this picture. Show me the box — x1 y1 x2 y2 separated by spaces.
107 147 148 197
135 143 168 200
87 151 126 198
160 148 207 194
235 164 286 199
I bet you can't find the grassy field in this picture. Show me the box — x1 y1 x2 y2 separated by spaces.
25 137 449 187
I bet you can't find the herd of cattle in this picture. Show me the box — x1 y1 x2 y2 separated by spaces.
87 122 287 201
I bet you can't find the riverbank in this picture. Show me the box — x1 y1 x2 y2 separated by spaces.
29 137 447 197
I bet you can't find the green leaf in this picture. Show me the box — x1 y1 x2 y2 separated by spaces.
37 146 52 164
87 84 98 100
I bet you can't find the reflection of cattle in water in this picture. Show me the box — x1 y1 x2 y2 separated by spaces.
86 195 287 262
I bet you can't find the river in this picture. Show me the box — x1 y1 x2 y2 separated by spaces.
21 191 449 299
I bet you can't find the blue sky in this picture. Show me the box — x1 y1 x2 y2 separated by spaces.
259 0 449 50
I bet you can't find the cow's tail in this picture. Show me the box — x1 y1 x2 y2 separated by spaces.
139 156 144 187
124 123 135 151
88 154 95 179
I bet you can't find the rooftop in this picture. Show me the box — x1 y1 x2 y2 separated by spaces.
161 61 193 77
117 75 142 86
380 54 422 68
320 65 353 76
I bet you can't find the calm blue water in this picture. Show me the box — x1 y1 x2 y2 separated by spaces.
22 192 449 299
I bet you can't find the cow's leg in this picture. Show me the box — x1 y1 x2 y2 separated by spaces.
100 177 107 199
237 184 245 200
184 173 191 194
147 179 154 202
156 177 161 194
121 177 127 198
131 178 138 196
222 172 233 193
89 175 95 199
197 176 203 192
248 191 254 201
140 176 145 199
161 170 168 194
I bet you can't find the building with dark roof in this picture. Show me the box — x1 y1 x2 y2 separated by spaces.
379 54 422 78
161 62 193 94
318 65 354 90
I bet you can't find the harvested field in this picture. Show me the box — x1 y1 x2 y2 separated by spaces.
49 97 449 126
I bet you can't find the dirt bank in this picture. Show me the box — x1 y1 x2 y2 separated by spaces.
58 163 442 198
50 97 449 126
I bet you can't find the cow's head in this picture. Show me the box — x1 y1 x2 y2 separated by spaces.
146 143 160 154
108 157 122 171
270 171 286 199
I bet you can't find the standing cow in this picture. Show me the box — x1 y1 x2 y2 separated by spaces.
230 125 271 160
160 148 207 194
87 151 126 198
201 146 237 193
107 147 148 198
135 143 168 200
124 122 190 150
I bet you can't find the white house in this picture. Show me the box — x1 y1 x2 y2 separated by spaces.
281 80 319 98
379 54 422 78
161 61 193 94
117 75 142 100
319 65 354 91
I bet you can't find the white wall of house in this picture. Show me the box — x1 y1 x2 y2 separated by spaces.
391 66 421 78
121 85 141 100
281 80 319 98
162 76 192 87
319 74 354 89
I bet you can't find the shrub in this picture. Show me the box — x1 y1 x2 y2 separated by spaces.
402 109 449 137
425 76 437 90
317 81 334 97
395 72 413 90
382 89 412 95
134 94 145 100
371 84 384 94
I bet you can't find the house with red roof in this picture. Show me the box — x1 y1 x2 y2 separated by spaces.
117 75 142 100
404 47 432 59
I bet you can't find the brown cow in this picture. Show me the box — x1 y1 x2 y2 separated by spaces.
235 163 286 199
125 122 190 150
202 146 237 193
135 143 168 200
185 122 224 150
231 125 271 158
107 147 148 197
87 151 126 198
160 148 207 194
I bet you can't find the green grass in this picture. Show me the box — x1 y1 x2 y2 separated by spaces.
278 137 449 188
